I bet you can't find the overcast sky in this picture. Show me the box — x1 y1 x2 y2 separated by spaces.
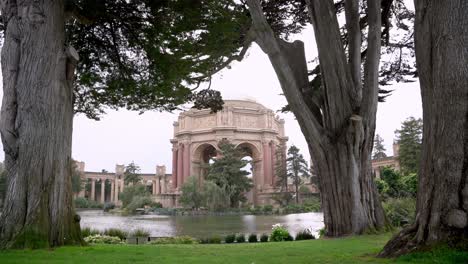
0 27 422 174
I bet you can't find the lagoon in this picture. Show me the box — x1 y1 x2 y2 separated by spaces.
78 210 324 238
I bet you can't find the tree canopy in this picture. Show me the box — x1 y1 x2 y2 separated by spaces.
124 162 142 185
395 117 423 175
373 134 387 159
205 142 253 207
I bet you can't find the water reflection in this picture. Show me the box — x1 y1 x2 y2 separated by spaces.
78 210 324 238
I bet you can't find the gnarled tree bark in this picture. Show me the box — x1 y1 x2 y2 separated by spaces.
0 0 82 248
379 0 467 257
246 0 386 236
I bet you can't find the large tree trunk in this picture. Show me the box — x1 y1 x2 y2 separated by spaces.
0 0 82 248
379 0 468 257
246 0 386 236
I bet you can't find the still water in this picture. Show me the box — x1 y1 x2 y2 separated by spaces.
78 210 324 238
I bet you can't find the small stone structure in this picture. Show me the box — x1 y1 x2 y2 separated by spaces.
371 143 401 178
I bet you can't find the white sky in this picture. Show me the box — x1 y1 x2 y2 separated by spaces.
0 27 422 174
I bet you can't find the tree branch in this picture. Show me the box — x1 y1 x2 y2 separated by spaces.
246 0 326 145
345 0 362 105
361 0 382 124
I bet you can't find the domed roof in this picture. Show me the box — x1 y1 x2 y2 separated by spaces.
222 99 268 110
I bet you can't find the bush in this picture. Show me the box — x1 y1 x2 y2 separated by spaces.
119 184 150 208
248 234 258 243
75 197 89 208
81 227 100 238
383 197 416 227
149 236 198 245
295 229 315 240
235 234 246 243
318 228 326 238
225 234 236 244
200 236 222 244
103 202 115 212
103 228 127 240
302 197 321 212
260 233 269 242
84 234 122 244
285 234 294 241
74 198 103 209
262 205 274 213
131 229 150 237
126 196 156 213
270 224 290 242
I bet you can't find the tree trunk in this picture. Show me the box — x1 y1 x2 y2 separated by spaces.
0 0 82 248
246 0 386 236
295 179 299 204
379 0 468 257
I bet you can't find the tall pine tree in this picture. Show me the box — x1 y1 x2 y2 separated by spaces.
286 146 310 204
395 117 423 175
373 134 387 159
205 143 253 208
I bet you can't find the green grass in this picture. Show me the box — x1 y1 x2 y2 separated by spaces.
0 233 466 264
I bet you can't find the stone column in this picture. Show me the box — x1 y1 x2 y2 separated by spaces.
100 179 105 203
161 178 166 194
114 180 120 202
177 144 184 189
90 178 96 201
110 180 115 202
183 143 191 182
172 147 178 189
156 178 160 194
271 143 276 186
152 180 157 195
263 142 272 187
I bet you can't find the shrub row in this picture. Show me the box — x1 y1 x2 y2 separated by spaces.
81 227 150 240
75 197 103 209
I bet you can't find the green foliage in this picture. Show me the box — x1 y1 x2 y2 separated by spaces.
103 229 127 241
200 236 222 244
395 117 423 175
225 234 236 244
81 227 101 238
71 161 83 194
295 229 315 241
205 142 253 207
179 176 204 209
67 1 267 119
248 234 258 243
298 185 311 194
126 196 157 213
383 198 416 227
235 234 246 243
285 234 294 241
400 173 418 197
103 202 115 212
119 184 149 208
286 145 310 204
272 192 294 207
260 233 269 242
270 224 290 242
318 228 326 239
372 134 387 159
380 167 403 198
74 197 103 209
262 205 274 213
124 162 142 185
376 167 418 199
84 235 123 244
302 197 321 212
149 236 198 245
203 180 230 211
131 229 150 237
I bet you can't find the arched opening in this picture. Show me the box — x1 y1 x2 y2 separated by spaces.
193 143 218 182
236 142 261 205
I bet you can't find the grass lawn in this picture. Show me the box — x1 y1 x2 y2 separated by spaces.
0 233 466 264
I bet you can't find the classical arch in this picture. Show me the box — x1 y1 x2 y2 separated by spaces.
170 99 288 205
